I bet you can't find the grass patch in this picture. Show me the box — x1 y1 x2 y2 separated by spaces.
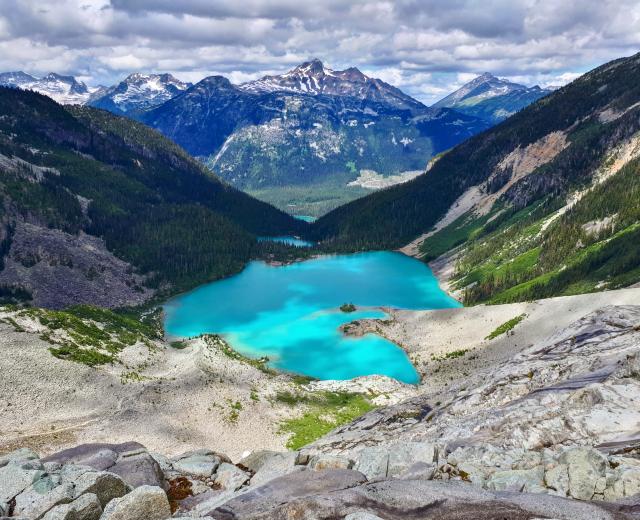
485 314 527 340
203 334 277 375
6 305 163 366
277 391 375 450
291 374 318 386
226 400 243 424
419 211 494 261
431 348 469 362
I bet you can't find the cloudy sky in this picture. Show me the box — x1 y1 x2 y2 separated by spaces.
0 0 638 104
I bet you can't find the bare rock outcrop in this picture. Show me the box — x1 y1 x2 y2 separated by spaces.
0 222 152 309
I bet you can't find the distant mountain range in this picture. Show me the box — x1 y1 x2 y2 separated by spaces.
433 72 555 123
0 63 552 214
137 61 490 200
0 71 98 104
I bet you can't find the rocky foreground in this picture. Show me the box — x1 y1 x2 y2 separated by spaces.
2 304 640 519
1 439 638 520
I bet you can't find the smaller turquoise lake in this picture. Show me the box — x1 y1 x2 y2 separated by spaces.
164 251 461 384
257 236 314 247
293 215 317 223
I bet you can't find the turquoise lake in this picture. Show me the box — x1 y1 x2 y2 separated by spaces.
164 251 461 384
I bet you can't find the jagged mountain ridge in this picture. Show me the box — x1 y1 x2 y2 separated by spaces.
0 70 191 114
433 72 554 123
0 71 97 104
240 58 424 112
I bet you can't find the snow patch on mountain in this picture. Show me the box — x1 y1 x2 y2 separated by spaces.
89 73 191 113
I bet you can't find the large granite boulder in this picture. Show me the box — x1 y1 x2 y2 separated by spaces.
98 485 170 520
209 469 368 518
43 443 163 489
42 493 102 520
244 452 302 487
208 473 633 520
171 450 222 479
559 447 609 500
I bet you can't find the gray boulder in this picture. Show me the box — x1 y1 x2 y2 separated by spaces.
0 458 45 504
353 442 436 480
172 450 221 479
180 488 242 517
42 493 102 520
10 466 128 519
13 478 75 519
99 485 170 520
210 477 634 520
43 443 164 489
545 463 570 496
308 455 353 471
604 465 640 500
397 461 436 481
248 452 301 487
387 442 436 477
213 463 250 491
353 447 389 480
0 448 39 468
71 472 129 508
559 447 608 500
238 450 280 473
209 468 368 518
486 466 545 493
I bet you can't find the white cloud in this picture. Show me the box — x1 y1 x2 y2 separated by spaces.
0 0 638 104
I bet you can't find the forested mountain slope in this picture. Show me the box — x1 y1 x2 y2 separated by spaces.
0 87 305 308
315 53 640 302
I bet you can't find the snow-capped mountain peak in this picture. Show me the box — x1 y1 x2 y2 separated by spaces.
434 73 528 108
88 72 192 114
0 71 38 87
433 72 554 123
239 59 425 111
